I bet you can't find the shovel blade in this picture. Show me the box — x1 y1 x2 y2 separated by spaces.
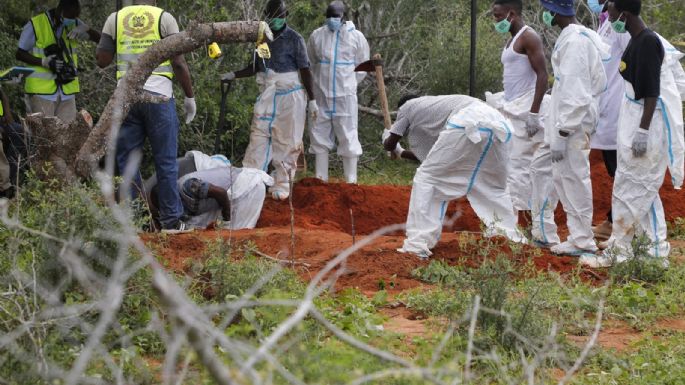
354 58 383 72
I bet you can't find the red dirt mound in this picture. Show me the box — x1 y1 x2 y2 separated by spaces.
258 178 482 235
259 150 685 237
145 149 682 294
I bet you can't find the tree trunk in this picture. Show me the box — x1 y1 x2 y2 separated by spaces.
26 110 93 182
68 21 268 179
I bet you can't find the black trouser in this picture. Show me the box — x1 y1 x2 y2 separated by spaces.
602 149 617 223
1 121 28 187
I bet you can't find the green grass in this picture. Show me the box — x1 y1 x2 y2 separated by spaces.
5 176 685 384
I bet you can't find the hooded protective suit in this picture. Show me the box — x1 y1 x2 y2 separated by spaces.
546 24 610 253
399 100 526 257
591 19 631 150
600 37 685 262
486 89 558 246
242 70 307 197
307 21 369 181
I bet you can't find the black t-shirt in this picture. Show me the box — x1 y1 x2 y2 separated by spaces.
620 28 664 100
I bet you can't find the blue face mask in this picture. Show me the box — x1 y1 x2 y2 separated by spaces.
588 0 605 14
62 18 77 27
326 17 342 31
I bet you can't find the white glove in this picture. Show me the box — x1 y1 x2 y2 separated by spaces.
41 55 56 69
67 22 90 40
550 133 568 163
220 72 235 81
7 74 24 84
184 97 196 124
307 100 319 122
393 143 405 158
525 112 543 138
631 128 649 157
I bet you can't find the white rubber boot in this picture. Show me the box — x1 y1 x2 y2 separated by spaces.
342 156 358 184
315 153 329 182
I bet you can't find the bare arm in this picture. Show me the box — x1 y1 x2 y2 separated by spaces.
206 184 231 221
522 30 548 113
16 48 42 67
299 67 315 100
401 150 419 161
171 55 194 98
87 28 101 44
640 97 658 130
233 63 257 79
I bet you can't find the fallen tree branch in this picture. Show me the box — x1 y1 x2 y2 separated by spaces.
358 105 397 119
74 21 270 179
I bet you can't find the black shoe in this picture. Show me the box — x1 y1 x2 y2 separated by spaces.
161 220 194 234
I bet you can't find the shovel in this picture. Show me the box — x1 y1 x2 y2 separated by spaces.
355 53 392 130
213 80 233 154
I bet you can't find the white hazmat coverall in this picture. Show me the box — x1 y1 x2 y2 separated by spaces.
546 24 610 253
242 70 307 198
591 20 630 151
399 102 526 258
486 90 558 246
307 21 370 183
604 37 685 262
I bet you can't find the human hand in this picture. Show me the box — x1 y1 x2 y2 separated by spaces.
184 97 196 124
550 133 568 163
220 72 235 82
307 100 318 122
525 112 543 138
41 55 57 69
631 128 649 157
392 143 405 159
67 22 90 40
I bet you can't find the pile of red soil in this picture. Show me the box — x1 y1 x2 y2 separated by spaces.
259 150 685 237
258 179 482 235
145 150 684 293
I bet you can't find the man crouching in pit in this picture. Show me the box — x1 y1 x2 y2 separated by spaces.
146 152 273 232
383 95 527 259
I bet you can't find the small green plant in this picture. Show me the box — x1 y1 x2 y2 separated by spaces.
608 234 667 284
412 259 471 288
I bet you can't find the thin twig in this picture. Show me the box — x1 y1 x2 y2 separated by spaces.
252 249 311 267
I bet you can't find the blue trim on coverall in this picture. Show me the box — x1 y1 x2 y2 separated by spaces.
625 94 676 184
651 202 659 258
258 85 305 171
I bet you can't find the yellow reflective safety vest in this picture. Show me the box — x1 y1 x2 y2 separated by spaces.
0 99 4 118
24 11 80 95
116 5 173 80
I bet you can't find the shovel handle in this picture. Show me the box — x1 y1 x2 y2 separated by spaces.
373 53 392 130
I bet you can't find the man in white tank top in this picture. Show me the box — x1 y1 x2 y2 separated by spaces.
491 0 559 246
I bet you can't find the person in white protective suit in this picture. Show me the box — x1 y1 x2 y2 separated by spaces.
220 0 318 201
383 95 526 259
489 0 558 246
587 0 631 241
539 0 610 256
307 1 370 183
580 0 685 268
146 151 274 231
